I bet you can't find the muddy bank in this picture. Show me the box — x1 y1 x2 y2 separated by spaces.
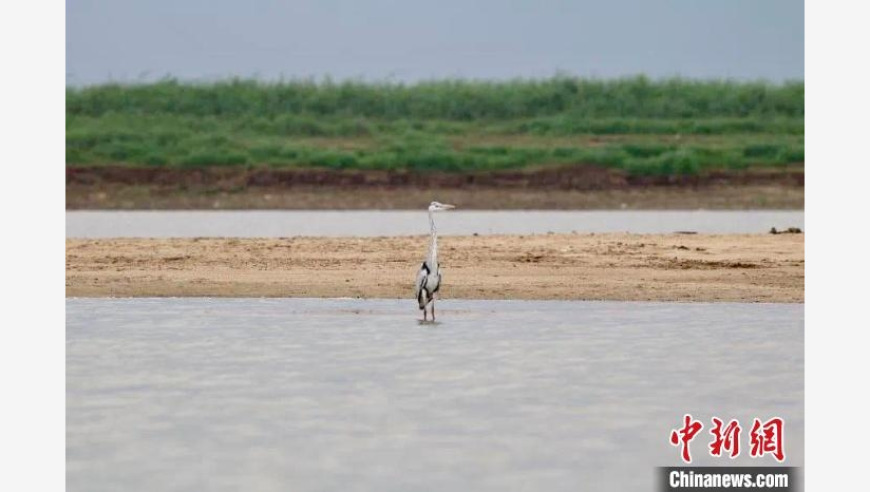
67 164 805 189
67 165 804 210
66 233 804 302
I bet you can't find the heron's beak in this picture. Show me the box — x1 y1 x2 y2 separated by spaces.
443 204 456 210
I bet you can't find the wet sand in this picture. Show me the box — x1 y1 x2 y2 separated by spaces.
66 233 804 302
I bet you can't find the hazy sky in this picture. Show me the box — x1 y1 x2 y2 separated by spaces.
66 0 804 85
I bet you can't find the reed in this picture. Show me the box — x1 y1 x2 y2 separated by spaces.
66 77 804 175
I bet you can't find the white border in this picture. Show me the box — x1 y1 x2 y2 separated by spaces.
0 1 66 490
806 0 869 489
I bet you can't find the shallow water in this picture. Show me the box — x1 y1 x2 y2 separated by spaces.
67 298 803 492
66 210 804 238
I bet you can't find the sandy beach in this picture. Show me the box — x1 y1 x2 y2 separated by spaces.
66 233 803 302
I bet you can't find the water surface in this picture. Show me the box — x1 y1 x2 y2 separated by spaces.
67 298 803 492
66 210 804 238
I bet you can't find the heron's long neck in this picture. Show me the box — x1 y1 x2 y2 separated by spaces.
427 210 438 266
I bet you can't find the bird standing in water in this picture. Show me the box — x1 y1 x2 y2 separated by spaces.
414 201 455 321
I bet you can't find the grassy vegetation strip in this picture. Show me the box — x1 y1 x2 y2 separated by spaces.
66 78 804 175
66 124 803 175
67 77 803 119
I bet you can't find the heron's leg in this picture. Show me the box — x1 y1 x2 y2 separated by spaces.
431 299 436 321
422 307 427 322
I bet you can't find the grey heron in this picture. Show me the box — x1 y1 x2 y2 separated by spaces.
414 201 455 321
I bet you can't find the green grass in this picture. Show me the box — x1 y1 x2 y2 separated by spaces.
66 77 804 176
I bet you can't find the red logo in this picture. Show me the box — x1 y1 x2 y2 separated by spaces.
749 417 785 462
670 415 785 463
669 414 704 463
709 417 741 458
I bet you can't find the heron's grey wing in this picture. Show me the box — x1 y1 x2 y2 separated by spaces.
414 263 428 298
429 269 442 294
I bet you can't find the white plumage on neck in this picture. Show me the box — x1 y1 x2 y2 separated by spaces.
427 209 438 268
